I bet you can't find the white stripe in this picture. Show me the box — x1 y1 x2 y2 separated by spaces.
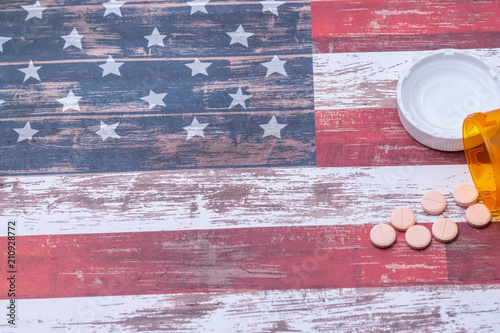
1 284 499 332
313 48 500 110
1 164 474 236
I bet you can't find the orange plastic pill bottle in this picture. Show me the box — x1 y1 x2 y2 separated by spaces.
463 110 500 211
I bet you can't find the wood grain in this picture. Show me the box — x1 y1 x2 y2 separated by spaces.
311 0 500 53
0 111 316 174
316 108 466 167
1 1 500 330
0 0 316 174
313 48 500 111
0 223 467 299
1 285 500 332
0 165 476 236
2 219 498 300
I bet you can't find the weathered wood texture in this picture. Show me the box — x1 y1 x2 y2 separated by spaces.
0 0 316 174
1 0 500 331
311 0 500 53
0 165 476 235
316 108 467 167
313 49 500 167
1 285 500 332
0 112 316 174
1 222 499 300
1 166 498 302
313 49 500 111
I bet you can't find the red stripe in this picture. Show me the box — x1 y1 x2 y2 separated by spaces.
311 0 500 53
314 32 500 54
315 108 466 167
0 224 453 300
447 221 500 284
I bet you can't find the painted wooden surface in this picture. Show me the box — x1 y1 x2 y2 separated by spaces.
1 222 500 300
0 0 316 174
1 285 500 333
0 164 475 235
315 108 467 167
1 0 500 331
313 49 500 167
311 0 500 53
313 49 500 111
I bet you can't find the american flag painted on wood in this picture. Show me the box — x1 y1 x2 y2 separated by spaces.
0 0 315 174
1 0 500 332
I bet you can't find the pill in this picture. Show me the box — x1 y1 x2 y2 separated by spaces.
390 207 416 231
421 190 447 215
370 224 397 249
453 184 479 207
431 218 458 243
405 225 432 250
465 203 491 228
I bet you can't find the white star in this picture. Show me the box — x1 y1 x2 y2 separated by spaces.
228 87 252 109
141 90 167 109
260 0 285 16
0 36 12 52
13 121 39 142
57 90 82 112
260 115 287 138
226 25 254 48
261 55 287 77
62 28 83 50
185 58 211 76
144 27 166 48
186 0 209 14
19 60 42 82
183 117 209 140
22 1 46 20
103 0 125 17
99 56 124 77
95 121 120 141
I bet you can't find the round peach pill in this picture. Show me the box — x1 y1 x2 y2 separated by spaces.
370 224 397 249
466 203 491 228
390 207 416 231
421 190 447 215
405 225 432 250
453 184 479 207
431 218 458 243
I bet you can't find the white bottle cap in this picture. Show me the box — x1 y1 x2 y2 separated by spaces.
396 49 500 151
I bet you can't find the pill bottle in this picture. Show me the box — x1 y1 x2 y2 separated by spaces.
463 110 500 211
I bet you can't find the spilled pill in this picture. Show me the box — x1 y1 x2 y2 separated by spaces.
370 224 397 249
405 225 432 250
421 190 447 215
390 207 416 231
465 203 491 228
431 218 458 243
453 184 479 207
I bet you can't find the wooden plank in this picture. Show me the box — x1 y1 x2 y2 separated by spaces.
0 55 314 118
1 285 500 332
316 108 466 167
0 165 475 236
0 224 452 299
447 222 500 284
0 111 316 174
1 212 498 300
313 48 500 111
311 0 500 53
